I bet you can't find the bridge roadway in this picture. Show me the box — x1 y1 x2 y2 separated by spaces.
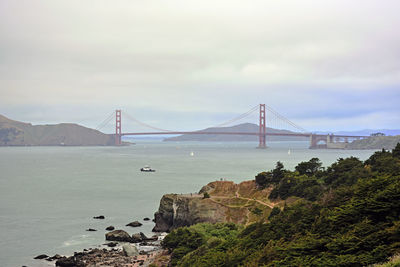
121 131 367 139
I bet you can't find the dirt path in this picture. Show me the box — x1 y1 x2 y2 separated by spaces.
235 187 275 208
182 188 275 209
208 188 275 209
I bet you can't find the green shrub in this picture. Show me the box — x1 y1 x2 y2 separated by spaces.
203 192 210 199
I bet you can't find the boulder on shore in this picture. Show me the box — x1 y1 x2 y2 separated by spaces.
143 217 150 221
34 254 49 259
46 254 63 261
93 215 105 219
86 228 97 231
105 226 115 231
55 256 82 267
139 232 148 240
131 233 142 243
105 230 132 242
126 221 142 227
122 244 139 257
148 235 159 241
105 242 118 247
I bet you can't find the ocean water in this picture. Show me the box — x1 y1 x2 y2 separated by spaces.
0 141 378 267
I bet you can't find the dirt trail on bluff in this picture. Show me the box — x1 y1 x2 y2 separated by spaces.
153 180 281 232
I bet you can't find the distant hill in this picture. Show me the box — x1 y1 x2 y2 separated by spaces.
163 123 308 142
317 129 400 136
0 114 114 146
347 135 400 150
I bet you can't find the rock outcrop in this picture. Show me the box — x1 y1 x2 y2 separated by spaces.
152 194 219 232
126 221 142 227
105 230 132 242
122 244 139 257
153 180 276 232
34 254 49 259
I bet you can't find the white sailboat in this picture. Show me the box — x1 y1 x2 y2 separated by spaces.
190 151 194 157
288 149 291 155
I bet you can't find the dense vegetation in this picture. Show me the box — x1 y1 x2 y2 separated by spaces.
162 223 242 266
162 144 400 266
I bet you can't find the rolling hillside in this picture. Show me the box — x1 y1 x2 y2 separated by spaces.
164 123 308 142
0 114 114 146
346 135 400 150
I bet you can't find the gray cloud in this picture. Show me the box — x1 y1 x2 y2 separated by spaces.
1 0 400 132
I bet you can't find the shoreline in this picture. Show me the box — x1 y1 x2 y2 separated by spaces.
34 233 168 267
31 214 168 267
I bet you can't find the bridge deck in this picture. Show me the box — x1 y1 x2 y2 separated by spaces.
121 131 367 138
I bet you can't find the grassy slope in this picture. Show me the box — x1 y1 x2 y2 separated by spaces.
199 180 294 226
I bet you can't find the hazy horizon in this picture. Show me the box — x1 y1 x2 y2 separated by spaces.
1 0 399 132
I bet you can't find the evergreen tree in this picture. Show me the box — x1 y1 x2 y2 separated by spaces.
393 142 400 158
295 157 322 176
272 161 285 183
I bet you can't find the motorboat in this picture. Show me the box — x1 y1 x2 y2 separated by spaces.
141 166 156 172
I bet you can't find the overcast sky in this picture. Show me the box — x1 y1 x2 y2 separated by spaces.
1 0 399 132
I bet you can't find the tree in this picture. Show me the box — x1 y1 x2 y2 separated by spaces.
393 143 400 158
268 207 281 220
255 172 272 188
272 161 285 183
365 148 400 174
323 157 369 187
295 158 322 176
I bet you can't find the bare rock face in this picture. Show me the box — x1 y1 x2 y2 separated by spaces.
152 194 220 232
105 230 132 242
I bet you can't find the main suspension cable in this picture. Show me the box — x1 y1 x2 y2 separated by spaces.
95 112 115 131
123 112 173 132
265 105 308 133
211 105 259 128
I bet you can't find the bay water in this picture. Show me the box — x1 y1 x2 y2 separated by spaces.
0 141 378 267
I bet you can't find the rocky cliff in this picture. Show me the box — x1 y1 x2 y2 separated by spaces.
0 114 115 146
152 180 282 232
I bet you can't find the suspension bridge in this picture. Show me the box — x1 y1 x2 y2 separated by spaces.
96 104 368 149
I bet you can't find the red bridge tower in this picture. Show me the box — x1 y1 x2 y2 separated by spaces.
115 109 122 145
258 104 266 148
